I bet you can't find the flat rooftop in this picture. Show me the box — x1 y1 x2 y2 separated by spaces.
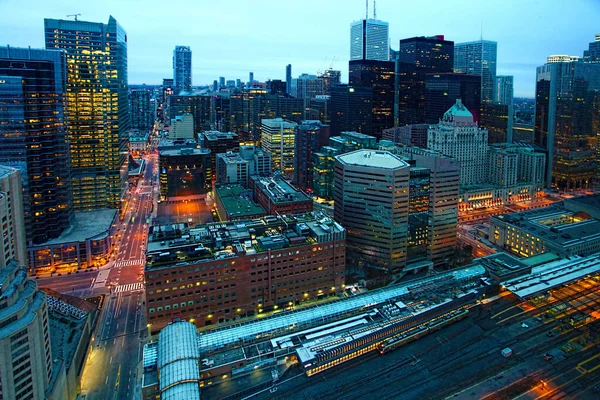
337 150 409 170
491 205 600 248
145 212 344 271
34 209 117 246
474 253 531 279
159 147 210 157
502 253 600 299
215 185 265 219
252 175 311 204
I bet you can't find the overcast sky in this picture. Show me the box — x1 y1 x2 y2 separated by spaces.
1 0 598 97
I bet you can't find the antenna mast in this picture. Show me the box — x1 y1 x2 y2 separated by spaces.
374 1 377 20
366 0 368 19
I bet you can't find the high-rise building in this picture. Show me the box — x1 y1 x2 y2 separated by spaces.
286 64 292 94
260 118 298 177
427 100 488 186
290 74 324 99
249 72 254 87
0 166 27 267
349 60 395 139
334 150 410 275
169 95 212 133
454 40 498 104
199 131 240 178
0 260 53 399
480 103 511 143
216 146 271 186
173 46 192 93
424 72 481 123
318 69 342 94
267 79 286 94
350 16 389 61
45 17 129 211
330 85 373 136
219 76 225 88
534 57 600 190
129 87 156 130
495 75 514 105
170 114 195 139
0 46 74 245
161 78 174 123
583 34 600 63
294 121 331 192
382 124 429 148
397 35 454 126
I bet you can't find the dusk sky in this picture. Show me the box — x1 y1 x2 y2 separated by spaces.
1 0 598 97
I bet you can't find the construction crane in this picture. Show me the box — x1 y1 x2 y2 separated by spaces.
66 14 81 21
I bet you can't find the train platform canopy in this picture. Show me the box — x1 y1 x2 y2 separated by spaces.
501 253 600 300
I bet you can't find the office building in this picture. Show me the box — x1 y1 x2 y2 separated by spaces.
330 85 373 136
200 131 240 178
45 17 129 211
144 213 346 331
307 95 331 124
480 103 511 143
267 79 286 94
260 118 297 177
169 95 212 133
249 72 254 87
454 40 498 104
349 59 395 138
170 113 195 139
215 146 271 186
583 34 600 63
214 184 266 222
286 64 292 94
219 76 225 88
534 57 600 190
159 148 212 200
0 167 27 267
129 87 156 130
0 46 74 245
290 74 324 99
160 78 174 123
397 36 455 126
173 46 192 93
495 75 514 105
249 174 313 216
427 100 488 186
350 16 389 61
490 195 600 258
318 69 342 94
294 121 331 192
382 124 429 147
334 150 410 275
424 72 481 123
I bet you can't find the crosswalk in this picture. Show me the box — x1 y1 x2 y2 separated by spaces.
114 282 145 293
115 259 145 268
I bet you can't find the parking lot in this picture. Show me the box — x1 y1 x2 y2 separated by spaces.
155 198 214 226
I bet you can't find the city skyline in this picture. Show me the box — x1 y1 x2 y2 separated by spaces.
0 0 597 97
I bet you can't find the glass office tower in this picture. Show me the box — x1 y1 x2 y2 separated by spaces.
0 46 73 245
173 46 192 93
454 40 498 104
350 19 390 61
45 16 129 210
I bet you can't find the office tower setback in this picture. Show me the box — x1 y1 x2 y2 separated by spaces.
0 46 73 244
454 40 498 104
334 150 410 275
45 17 129 211
294 120 331 191
350 15 390 61
535 57 600 190
260 118 298 177
173 46 192 93
424 72 481 123
397 36 454 126
290 74 325 99
129 87 156 130
286 64 292 94
330 85 373 136
0 166 27 267
318 69 342 94
427 100 488 186
349 59 395 139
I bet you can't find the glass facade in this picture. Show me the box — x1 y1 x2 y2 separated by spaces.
330 85 373 136
44 16 129 211
0 47 73 245
173 46 192 93
350 19 390 61
408 168 430 262
159 150 212 199
453 40 498 104
424 72 481 124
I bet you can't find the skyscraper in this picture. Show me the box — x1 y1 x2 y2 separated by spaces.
286 64 292 94
0 46 73 244
534 57 600 190
424 72 481 123
294 120 330 192
249 72 254 87
350 14 390 61
583 34 600 63
129 87 156 130
495 75 514 105
219 76 225 88
334 150 410 275
260 118 297 178
397 35 454 126
290 74 324 99
173 45 192 93
427 100 488 186
45 17 129 210
0 166 27 266
330 85 373 136
349 60 395 138
454 40 498 104
318 69 342 94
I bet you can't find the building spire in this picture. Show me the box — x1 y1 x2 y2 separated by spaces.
366 0 368 19
374 0 377 20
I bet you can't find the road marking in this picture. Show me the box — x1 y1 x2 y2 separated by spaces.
114 282 145 293
110 356 113 364
105 376 109 384
114 259 145 268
